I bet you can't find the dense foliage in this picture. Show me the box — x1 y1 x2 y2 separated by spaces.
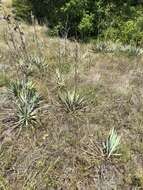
13 0 143 44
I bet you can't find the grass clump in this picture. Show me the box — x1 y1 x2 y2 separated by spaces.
0 73 9 87
0 174 10 190
55 68 65 88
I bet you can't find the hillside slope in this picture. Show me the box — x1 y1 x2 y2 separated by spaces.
0 7 143 190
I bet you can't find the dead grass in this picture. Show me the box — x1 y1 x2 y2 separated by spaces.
1 0 12 8
0 12 143 190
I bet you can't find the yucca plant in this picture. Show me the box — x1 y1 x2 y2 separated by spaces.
119 45 142 57
9 80 41 127
29 54 48 73
55 68 65 88
9 80 24 98
16 89 41 127
127 46 142 56
93 41 113 53
58 89 86 112
9 80 36 98
103 128 121 158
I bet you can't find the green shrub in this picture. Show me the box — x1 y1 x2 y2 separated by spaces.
12 0 32 22
103 27 119 42
78 13 94 37
121 20 139 44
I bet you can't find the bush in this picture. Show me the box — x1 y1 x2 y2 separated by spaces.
78 13 94 37
12 0 32 22
121 20 139 44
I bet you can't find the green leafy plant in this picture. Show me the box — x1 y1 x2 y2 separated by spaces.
16 89 41 127
103 128 121 158
121 20 140 45
9 80 41 127
78 13 94 36
13 0 32 22
58 89 86 112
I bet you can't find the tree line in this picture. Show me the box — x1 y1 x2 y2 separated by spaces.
13 0 143 44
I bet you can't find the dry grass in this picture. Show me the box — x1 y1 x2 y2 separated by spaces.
0 10 143 190
1 0 12 8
